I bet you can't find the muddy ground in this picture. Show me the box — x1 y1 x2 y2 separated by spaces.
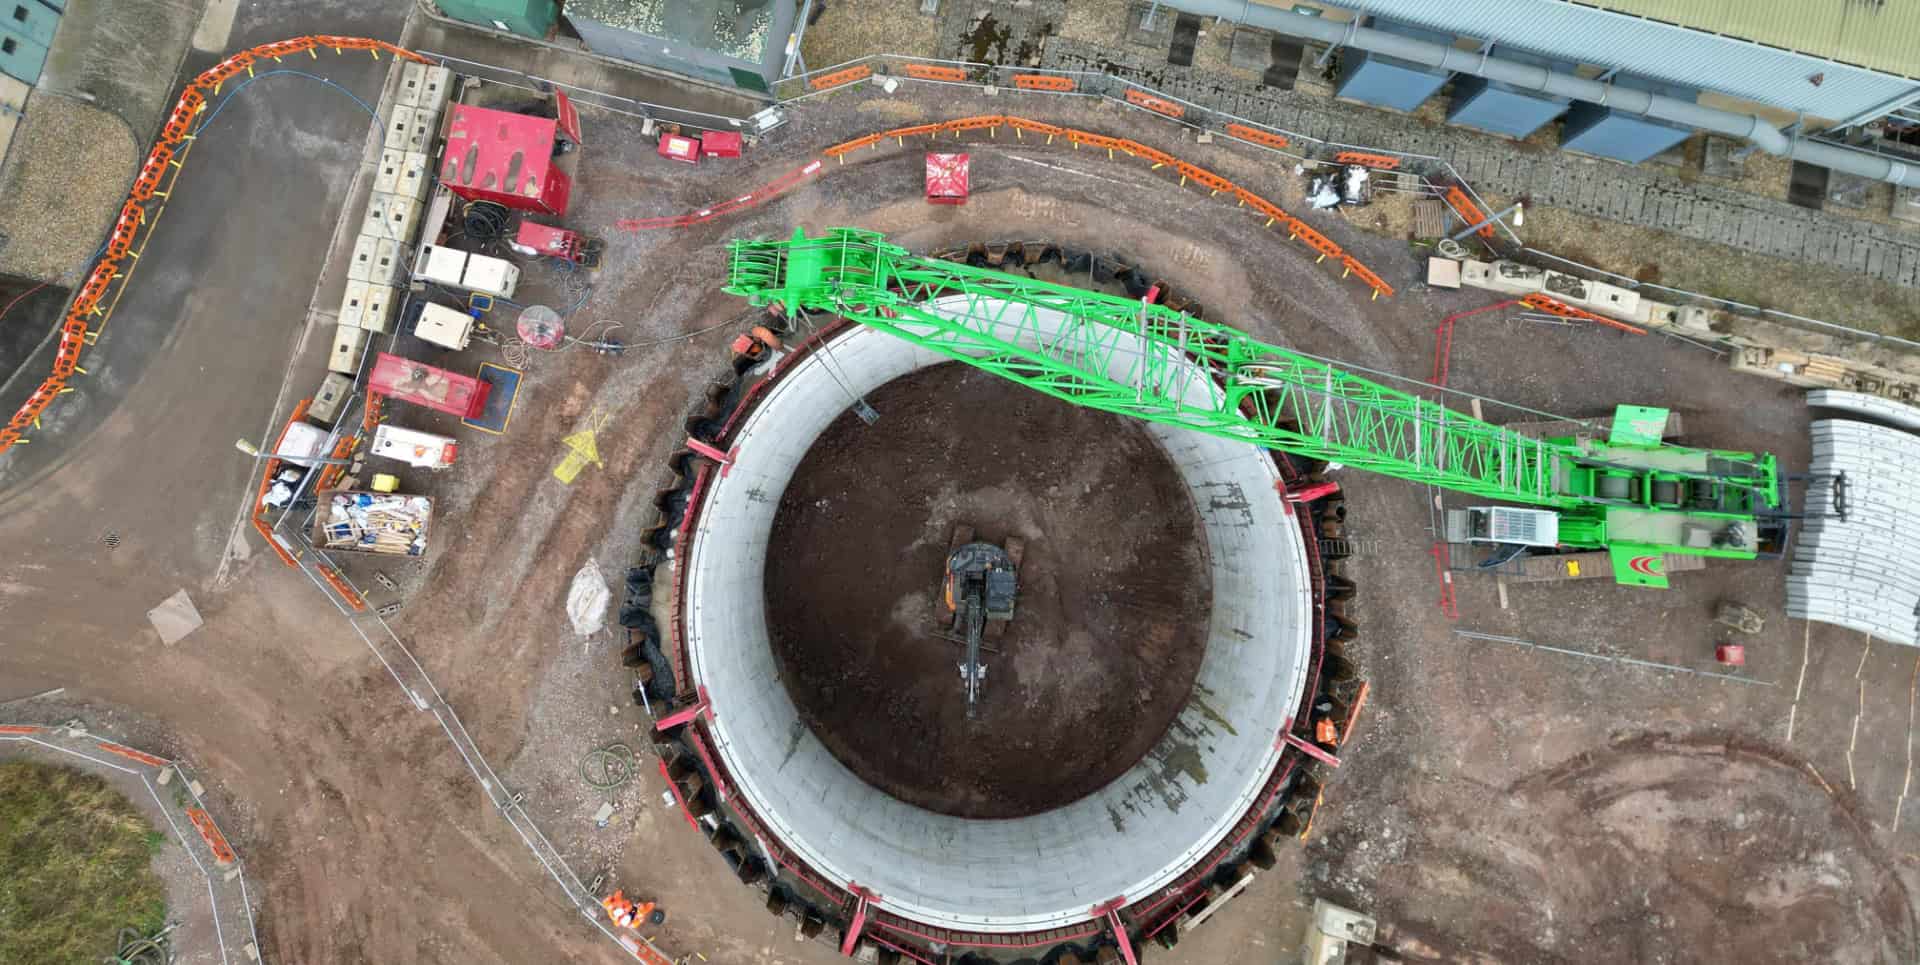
765 361 1209 819
5 13 1920 965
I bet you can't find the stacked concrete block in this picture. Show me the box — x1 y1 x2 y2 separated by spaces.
1787 418 1920 647
328 61 455 378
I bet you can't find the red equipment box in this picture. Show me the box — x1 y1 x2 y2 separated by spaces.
441 103 572 216
513 221 580 259
368 352 490 420
926 152 969 204
659 133 701 164
700 129 743 158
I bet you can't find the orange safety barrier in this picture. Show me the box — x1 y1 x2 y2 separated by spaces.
0 725 43 734
824 132 885 157
944 115 1007 133
185 807 238 864
1331 150 1402 170
1289 221 1345 261
316 564 369 612
97 741 170 767
886 123 945 142
1224 123 1290 151
1443 185 1495 241
52 318 88 378
1340 256 1395 300
1007 117 1067 138
254 37 319 60
252 516 299 567
130 144 173 202
160 87 205 146
1519 293 1645 335
808 64 873 91
1129 142 1177 168
1012 73 1075 92
1174 161 1233 195
105 200 145 260
619 111 1396 303
193 51 256 93
71 262 118 316
902 64 969 83
1124 89 1184 118
8 377 64 431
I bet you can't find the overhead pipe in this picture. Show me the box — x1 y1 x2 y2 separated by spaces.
1162 1 1911 185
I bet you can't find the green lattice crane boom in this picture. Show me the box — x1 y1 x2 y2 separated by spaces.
723 228 1783 587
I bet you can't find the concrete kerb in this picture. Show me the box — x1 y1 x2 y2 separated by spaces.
0 724 264 964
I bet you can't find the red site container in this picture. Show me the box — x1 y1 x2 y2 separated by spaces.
659 132 701 164
440 103 572 216
368 352 490 420
701 130 743 158
926 152 969 204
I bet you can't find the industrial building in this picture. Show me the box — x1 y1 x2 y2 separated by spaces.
1157 0 1920 175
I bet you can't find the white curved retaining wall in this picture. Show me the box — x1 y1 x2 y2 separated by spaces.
682 297 1315 931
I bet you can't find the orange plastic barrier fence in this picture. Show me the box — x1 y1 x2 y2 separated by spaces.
1124 90 1184 119
1519 293 1645 335
1224 123 1289 151
1013 74 1074 92
824 132 885 157
186 807 238 864
72 262 118 316
130 144 174 201
0 36 426 457
945 115 1006 133
1331 151 1401 170
808 65 873 91
1340 256 1395 300
902 64 968 82
317 564 369 612
625 113 1397 301
1007 117 1067 138
0 725 44 734
97 741 170 767
1443 185 1495 240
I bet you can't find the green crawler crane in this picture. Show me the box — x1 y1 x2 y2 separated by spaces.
722 228 1783 588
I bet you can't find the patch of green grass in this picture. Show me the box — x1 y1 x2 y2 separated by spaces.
0 760 169 965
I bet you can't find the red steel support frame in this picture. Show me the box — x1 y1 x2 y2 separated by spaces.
840 886 878 956
685 437 737 476
1282 730 1342 768
653 685 711 732
1091 899 1138 965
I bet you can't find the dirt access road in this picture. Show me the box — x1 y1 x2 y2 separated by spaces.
4 29 1919 965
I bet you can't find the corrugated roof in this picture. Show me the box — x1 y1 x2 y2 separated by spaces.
1572 1 1920 80
1311 0 1920 121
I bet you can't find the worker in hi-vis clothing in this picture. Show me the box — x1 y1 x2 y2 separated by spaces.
602 890 655 930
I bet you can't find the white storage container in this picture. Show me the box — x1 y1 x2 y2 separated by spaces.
415 302 476 350
372 424 458 469
414 244 468 287
461 251 520 299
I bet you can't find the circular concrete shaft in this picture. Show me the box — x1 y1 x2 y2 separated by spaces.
682 296 1315 932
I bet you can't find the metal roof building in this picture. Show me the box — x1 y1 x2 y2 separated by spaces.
1300 0 1920 126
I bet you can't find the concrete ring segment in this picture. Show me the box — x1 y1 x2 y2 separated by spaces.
683 295 1314 932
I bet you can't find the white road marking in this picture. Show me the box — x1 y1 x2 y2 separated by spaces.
1002 153 1131 186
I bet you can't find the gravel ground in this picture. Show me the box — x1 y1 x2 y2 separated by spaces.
0 93 136 284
